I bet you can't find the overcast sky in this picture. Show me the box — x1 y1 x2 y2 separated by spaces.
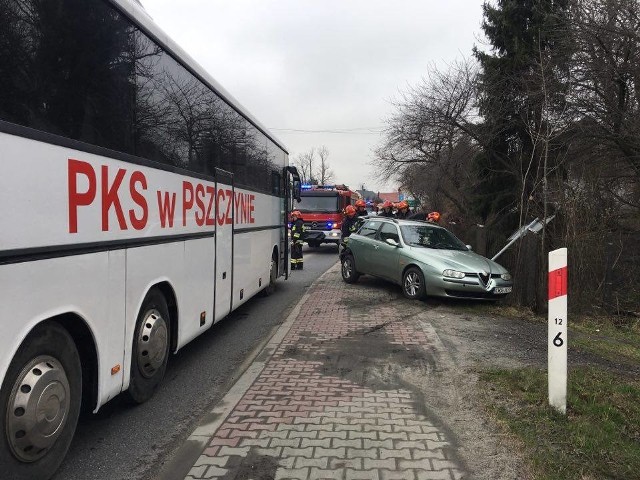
142 0 485 193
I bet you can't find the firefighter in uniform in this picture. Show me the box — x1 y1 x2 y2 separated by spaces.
395 200 411 219
355 199 368 217
427 211 441 223
339 205 359 254
380 200 394 217
290 210 306 270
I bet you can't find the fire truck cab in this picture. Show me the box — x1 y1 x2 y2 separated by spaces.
295 184 356 247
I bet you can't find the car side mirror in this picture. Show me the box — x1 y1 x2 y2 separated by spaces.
466 244 473 251
385 238 400 247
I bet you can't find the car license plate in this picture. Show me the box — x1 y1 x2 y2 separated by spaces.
494 287 512 294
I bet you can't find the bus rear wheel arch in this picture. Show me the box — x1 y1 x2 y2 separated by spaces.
0 322 82 480
261 247 279 297
126 288 171 404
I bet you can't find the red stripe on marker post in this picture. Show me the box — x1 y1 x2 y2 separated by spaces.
548 266 567 300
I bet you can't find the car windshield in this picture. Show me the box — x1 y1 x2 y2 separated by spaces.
400 225 468 251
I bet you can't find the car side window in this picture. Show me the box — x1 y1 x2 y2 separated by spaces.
378 223 400 243
359 220 380 237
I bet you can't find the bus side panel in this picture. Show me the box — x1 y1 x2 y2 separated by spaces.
214 181 233 323
123 242 184 390
176 237 216 349
231 191 281 310
232 231 264 309
0 252 126 410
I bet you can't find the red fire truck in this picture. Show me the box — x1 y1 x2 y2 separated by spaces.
296 184 357 247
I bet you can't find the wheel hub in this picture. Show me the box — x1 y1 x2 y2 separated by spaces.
137 309 168 379
342 260 352 278
405 273 420 295
6 356 69 462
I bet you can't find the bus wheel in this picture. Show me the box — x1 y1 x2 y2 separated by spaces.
0 322 81 480
127 289 170 404
261 254 278 297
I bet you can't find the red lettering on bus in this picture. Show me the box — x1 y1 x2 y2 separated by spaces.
157 191 177 228
182 181 194 226
249 194 255 223
129 171 148 230
216 189 226 226
101 166 127 231
234 191 242 224
205 186 215 226
195 184 206 226
225 189 233 224
68 159 97 233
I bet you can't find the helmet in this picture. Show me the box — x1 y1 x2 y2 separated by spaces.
427 211 441 222
382 200 393 209
344 205 356 217
291 210 301 218
355 199 366 208
397 201 409 210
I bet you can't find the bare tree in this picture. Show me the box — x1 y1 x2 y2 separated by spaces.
317 145 334 184
373 59 482 223
291 148 317 184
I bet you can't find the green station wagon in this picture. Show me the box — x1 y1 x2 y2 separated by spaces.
340 218 513 300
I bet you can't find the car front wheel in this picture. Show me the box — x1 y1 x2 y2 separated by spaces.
402 267 426 299
341 254 360 283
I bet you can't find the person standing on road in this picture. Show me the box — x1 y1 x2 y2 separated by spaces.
339 205 359 254
355 199 368 217
290 210 306 270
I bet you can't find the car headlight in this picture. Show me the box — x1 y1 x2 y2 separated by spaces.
443 269 465 279
501 272 512 281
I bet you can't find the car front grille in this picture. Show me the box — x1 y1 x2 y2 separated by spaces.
445 290 509 299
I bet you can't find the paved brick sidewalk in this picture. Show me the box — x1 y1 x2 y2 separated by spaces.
183 263 465 480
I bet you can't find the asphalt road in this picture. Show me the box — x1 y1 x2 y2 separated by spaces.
52 245 339 480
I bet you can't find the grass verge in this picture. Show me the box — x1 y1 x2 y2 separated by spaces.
480 367 640 479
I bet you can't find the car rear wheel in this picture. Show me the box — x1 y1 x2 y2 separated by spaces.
402 267 426 300
341 254 360 283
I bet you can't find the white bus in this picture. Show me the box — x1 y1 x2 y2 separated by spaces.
0 1 301 478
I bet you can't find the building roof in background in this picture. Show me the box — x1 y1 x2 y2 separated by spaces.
378 192 401 203
357 189 378 200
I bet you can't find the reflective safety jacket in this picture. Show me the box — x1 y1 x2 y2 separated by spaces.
341 216 359 239
291 218 306 244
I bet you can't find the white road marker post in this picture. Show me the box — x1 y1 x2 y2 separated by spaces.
548 248 568 414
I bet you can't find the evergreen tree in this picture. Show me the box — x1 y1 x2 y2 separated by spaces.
473 0 570 225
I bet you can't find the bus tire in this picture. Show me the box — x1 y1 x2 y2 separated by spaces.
260 253 278 297
0 322 82 480
126 289 170 404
